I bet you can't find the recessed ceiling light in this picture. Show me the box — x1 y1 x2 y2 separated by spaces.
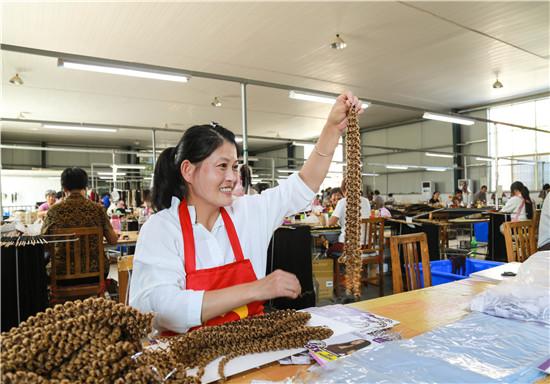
58 58 190 83
423 112 475 126
42 123 118 133
425 167 447 172
289 90 369 109
330 34 347 50
425 152 454 158
386 165 408 170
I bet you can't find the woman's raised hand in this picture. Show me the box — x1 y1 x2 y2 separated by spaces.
326 91 365 135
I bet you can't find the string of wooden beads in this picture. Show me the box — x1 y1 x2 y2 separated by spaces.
338 106 363 298
132 310 333 382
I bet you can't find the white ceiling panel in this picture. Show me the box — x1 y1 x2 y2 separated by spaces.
1 2 548 151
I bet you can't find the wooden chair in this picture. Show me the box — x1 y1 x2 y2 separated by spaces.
389 232 431 294
50 227 105 304
360 217 385 297
117 255 134 305
502 220 537 262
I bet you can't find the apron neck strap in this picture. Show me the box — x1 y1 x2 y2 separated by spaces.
179 199 245 275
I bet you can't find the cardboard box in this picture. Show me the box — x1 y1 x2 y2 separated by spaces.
312 258 334 300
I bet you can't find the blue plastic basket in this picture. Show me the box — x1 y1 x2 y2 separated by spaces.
419 258 503 286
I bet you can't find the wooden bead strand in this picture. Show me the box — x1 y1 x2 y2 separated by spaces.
338 106 363 299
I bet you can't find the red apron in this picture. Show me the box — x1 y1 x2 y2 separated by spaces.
173 199 264 332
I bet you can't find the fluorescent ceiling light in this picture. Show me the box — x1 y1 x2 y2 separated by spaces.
425 167 447 172
58 59 190 83
423 112 475 126
99 177 113 180
289 91 370 109
112 164 146 170
362 173 380 177
476 157 493 162
425 152 453 158
386 165 408 170
515 160 535 165
277 169 297 173
42 123 117 133
98 172 126 176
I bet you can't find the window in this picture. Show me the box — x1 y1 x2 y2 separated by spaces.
301 142 344 190
488 97 550 191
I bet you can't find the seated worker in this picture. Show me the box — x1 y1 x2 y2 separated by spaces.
115 199 127 215
330 187 344 209
42 167 118 283
449 189 463 208
428 191 443 207
499 181 534 222
460 181 472 207
385 193 395 206
129 91 364 334
538 194 550 251
473 185 488 206
101 192 111 210
373 190 384 209
327 181 371 256
37 190 57 219
539 183 550 205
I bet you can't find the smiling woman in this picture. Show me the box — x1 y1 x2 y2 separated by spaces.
129 92 364 334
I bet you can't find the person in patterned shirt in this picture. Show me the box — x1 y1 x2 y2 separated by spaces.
42 167 118 281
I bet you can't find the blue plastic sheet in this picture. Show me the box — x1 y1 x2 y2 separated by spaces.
309 312 549 383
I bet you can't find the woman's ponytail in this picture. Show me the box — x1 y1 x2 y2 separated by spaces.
510 181 534 220
151 147 186 211
521 185 534 220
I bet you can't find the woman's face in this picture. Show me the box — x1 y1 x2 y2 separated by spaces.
434 192 440 199
47 194 56 206
185 141 239 208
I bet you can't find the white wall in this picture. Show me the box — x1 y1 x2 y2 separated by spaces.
362 120 455 196
1 170 62 209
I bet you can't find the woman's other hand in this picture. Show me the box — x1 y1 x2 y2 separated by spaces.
253 269 302 301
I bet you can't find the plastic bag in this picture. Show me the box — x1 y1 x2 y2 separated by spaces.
470 251 550 324
307 312 548 383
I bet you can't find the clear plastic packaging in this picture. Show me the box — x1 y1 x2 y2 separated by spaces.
307 311 548 383
471 251 550 324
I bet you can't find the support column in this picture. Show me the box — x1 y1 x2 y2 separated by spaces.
240 83 249 165
151 129 157 168
452 122 463 190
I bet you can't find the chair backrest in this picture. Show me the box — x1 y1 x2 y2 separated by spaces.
361 217 385 252
117 255 134 304
50 226 105 286
502 220 536 262
389 232 431 294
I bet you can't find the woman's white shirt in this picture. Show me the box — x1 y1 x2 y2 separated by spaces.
129 172 315 333
332 196 371 243
500 195 527 221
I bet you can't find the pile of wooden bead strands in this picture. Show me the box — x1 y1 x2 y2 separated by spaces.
1 298 154 384
338 106 363 299
1 303 332 383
